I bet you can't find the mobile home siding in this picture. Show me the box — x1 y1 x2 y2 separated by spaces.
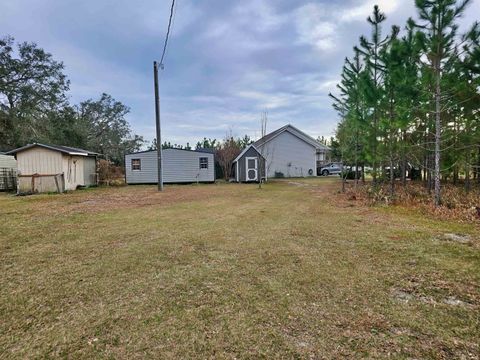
125 149 215 184
0 154 17 191
0 154 17 169
258 131 316 178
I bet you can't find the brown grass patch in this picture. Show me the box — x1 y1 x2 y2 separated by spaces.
1 178 479 358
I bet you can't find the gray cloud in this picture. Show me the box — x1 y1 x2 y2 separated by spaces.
1 0 478 146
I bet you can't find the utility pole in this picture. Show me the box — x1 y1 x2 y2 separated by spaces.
154 61 163 191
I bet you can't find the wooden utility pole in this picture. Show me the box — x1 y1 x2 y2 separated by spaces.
154 61 163 191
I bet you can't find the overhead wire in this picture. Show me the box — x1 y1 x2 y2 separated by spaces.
159 0 176 69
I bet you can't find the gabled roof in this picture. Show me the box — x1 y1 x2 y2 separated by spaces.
6 143 99 157
253 124 330 151
232 144 265 163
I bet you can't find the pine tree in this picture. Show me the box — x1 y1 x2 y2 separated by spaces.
414 0 472 206
356 5 390 184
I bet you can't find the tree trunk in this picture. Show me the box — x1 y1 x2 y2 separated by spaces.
434 59 441 207
354 135 359 191
476 147 480 186
465 152 471 193
401 129 407 186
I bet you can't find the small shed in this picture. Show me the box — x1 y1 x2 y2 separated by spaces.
232 144 266 182
0 153 17 191
125 148 215 184
7 143 98 193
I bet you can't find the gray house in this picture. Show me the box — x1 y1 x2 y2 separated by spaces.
232 144 266 182
254 124 330 178
125 148 215 184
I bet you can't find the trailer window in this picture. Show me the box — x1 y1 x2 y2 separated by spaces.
132 159 141 171
199 157 208 169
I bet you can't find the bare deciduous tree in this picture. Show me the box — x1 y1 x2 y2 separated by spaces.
216 132 241 180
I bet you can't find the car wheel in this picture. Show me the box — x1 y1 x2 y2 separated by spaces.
322 170 329 176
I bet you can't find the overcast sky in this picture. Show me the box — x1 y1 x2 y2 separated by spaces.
2 0 479 146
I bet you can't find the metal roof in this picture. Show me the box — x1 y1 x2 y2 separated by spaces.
6 143 99 156
126 147 215 156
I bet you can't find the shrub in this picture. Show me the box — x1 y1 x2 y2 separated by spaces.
274 171 284 178
98 159 125 186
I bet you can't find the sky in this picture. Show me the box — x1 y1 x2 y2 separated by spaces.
1 0 479 147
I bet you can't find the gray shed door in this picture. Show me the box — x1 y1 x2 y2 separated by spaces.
246 157 258 181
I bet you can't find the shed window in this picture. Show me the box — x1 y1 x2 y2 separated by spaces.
131 159 141 171
199 157 208 169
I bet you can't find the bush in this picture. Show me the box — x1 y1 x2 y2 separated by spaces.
98 159 125 186
274 171 284 178
342 170 362 180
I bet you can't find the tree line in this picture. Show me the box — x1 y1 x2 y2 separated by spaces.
330 0 480 206
0 36 144 164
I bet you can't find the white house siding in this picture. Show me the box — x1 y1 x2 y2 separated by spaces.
258 131 316 178
125 149 215 184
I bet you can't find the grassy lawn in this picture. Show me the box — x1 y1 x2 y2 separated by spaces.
1 179 479 359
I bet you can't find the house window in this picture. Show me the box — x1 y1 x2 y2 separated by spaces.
199 157 208 169
131 159 141 171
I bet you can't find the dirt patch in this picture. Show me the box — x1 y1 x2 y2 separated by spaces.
22 184 237 217
392 289 415 303
392 289 474 308
442 296 472 307
287 181 312 187
440 233 472 244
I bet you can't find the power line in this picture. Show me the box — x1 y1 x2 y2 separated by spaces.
159 0 176 68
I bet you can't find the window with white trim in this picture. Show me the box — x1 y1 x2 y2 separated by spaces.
199 157 208 169
131 158 141 171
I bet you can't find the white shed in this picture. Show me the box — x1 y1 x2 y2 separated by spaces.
7 143 98 193
125 148 215 184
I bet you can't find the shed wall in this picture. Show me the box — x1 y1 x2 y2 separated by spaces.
16 147 63 175
125 149 215 184
0 154 17 169
83 157 97 185
62 155 95 190
237 147 265 182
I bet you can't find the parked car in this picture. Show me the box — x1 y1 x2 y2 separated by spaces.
318 162 344 176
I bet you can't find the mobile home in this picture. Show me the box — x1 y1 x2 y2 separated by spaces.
125 148 215 184
0 153 17 191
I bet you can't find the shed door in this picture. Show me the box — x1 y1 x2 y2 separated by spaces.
245 157 258 181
